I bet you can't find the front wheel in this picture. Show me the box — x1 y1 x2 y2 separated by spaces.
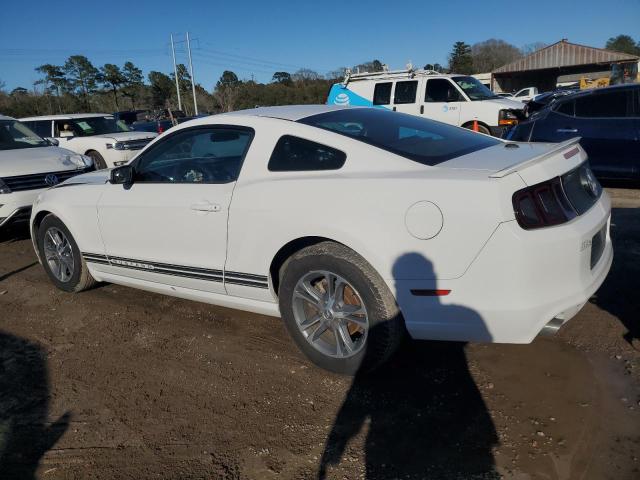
86 150 107 170
279 242 404 375
37 214 97 292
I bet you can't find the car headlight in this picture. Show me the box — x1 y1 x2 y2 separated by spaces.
112 142 125 150
67 154 93 168
499 109 520 126
0 178 10 194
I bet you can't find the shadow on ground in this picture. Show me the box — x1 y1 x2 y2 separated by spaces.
592 207 640 346
319 253 498 479
0 331 70 478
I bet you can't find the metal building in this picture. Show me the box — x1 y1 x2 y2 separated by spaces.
492 39 639 93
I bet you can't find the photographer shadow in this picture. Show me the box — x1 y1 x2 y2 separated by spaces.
319 252 498 479
0 331 70 479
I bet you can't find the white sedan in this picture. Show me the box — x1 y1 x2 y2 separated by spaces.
30 105 612 374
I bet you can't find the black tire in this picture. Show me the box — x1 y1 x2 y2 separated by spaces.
37 214 97 293
279 242 405 375
464 122 491 135
86 150 107 170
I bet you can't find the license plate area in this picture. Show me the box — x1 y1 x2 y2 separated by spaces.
590 224 607 269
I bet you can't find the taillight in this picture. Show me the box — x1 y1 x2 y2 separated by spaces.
158 124 164 133
513 177 577 229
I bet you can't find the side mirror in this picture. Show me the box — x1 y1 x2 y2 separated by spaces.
45 137 59 146
110 165 134 185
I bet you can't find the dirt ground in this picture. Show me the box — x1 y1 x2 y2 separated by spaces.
0 187 639 480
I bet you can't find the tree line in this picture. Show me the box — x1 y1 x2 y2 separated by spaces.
1 35 637 118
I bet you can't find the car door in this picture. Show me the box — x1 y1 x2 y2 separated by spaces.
550 89 637 179
391 80 419 115
420 78 463 126
96 125 254 294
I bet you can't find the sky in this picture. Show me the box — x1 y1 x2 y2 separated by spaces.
1 0 639 91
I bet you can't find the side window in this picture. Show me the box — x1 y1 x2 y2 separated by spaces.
135 127 253 183
373 82 392 105
24 121 50 138
574 91 629 118
516 89 529 97
425 79 462 102
556 100 575 116
268 135 346 172
394 81 418 104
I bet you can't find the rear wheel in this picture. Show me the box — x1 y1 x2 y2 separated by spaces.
37 214 97 293
86 150 107 169
279 242 404 375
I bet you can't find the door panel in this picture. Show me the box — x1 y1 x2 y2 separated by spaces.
420 78 462 126
96 125 254 294
392 80 419 115
97 182 232 293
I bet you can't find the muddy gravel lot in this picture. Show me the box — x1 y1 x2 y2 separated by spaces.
1 187 639 480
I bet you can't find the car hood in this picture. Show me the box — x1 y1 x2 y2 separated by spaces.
438 141 565 173
92 131 158 142
0 146 90 177
55 168 111 188
485 97 525 109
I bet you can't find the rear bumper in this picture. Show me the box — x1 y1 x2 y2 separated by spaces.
394 192 612 343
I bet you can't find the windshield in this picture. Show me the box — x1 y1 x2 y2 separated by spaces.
66 117 130 136
298 108 499 166
452 76 499 101
0 120 49 151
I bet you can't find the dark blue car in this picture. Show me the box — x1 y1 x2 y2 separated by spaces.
507 84 640 181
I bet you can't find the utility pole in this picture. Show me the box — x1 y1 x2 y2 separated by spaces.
186 31 198 115
170 34 182 111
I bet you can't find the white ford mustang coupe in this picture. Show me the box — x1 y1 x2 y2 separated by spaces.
30 105 612 374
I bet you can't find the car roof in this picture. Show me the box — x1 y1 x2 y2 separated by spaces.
0 115 16 121
20 113 113 121
557 83 639 101
221 104 356 122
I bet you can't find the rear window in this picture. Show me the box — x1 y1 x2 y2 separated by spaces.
298 108 500 166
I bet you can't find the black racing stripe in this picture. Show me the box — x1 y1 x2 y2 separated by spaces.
224 278 269 289
225 271 268 282
83 252 266 288
108 256 223 277
84 258 110 265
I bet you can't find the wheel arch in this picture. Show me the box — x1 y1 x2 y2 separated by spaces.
461 119 491 133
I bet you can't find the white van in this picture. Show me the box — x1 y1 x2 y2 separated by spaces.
327 69 525 136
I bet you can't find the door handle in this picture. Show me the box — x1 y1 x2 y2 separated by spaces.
190 202 221 212
557 128 578 133
420 105 424 114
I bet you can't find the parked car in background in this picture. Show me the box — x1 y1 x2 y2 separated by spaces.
504 87 539 103
130 118 174 134
327 69 525 136
30 105 611 374
507 84 640 181
20 114 158 169
0 115 93 230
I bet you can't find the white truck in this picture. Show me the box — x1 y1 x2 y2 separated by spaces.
20 114 157 169
327 69 525 136
504 87 539 103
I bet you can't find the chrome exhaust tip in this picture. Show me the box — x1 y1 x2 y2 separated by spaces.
539 317 566 336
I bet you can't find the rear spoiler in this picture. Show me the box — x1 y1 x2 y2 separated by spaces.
489 137 582 178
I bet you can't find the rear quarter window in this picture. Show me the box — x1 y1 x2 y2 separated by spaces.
268 135 346 171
